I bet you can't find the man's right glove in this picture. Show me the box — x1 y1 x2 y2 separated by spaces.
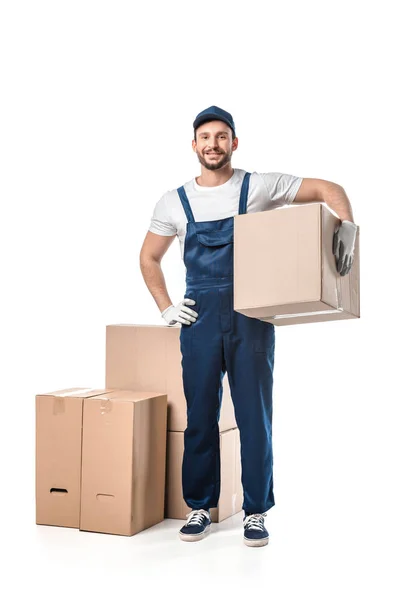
161 298 198 326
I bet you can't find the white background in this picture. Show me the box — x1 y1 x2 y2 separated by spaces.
1 0 399 597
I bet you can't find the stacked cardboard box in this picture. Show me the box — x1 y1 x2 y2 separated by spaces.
105 324 244 522
36 387 167 536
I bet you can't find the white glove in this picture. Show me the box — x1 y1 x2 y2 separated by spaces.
161 298 198 326
333 220 358 276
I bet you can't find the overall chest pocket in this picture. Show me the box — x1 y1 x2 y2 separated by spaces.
196 227 234 247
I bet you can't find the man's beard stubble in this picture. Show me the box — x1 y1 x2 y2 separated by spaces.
196 148 232 171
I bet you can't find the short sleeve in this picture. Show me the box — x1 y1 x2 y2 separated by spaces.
259 172 303 208
148 193 177 236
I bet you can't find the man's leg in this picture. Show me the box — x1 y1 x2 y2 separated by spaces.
180 294 225 510
224 311 276 515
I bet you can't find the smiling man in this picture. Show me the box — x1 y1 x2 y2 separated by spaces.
139 105 358 547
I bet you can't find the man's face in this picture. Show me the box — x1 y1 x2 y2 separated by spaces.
192 120 238 170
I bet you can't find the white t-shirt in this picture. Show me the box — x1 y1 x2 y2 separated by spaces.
148 168 303 259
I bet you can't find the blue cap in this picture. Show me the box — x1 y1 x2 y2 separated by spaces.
193 105 235 137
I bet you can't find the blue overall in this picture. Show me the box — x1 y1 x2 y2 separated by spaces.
177 172 276 516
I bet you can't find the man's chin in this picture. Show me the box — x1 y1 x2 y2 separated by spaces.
200 155 229 170
203 162 224 171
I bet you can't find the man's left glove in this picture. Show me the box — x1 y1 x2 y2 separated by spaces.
332 220 358 276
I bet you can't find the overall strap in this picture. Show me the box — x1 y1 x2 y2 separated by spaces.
177 186 195 223
238 172 251 215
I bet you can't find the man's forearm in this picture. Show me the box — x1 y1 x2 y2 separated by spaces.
321 183 355 223
140 258 174 314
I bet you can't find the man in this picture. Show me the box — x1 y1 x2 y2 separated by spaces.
139 106 358 547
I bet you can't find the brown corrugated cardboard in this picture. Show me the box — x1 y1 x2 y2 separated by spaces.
165 428 243 523
105 324 237 432
79 389 167 536
234 202 360 325
35 387 113 529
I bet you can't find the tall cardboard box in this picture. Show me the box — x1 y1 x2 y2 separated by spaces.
79 389 167 536
105 324 237 432
35 387 113 528
234 203 360 325
166 428 243 522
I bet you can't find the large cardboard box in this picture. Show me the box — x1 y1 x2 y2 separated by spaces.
165 428 243 523
79 389 167 536
35 387 113 528
106 324 237 432
234 203 360 326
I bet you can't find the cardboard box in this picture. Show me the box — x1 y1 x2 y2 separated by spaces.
233 202 360 326
35 387 113 528
106 324 237 432
79 389 167 536
165 428 243 523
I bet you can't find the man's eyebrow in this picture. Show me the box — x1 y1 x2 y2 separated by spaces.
198 130 229 135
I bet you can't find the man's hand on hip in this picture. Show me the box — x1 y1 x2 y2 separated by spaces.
161 298 198 326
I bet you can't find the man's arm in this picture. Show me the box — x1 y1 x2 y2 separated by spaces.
293 178 354 223
139 231 176 313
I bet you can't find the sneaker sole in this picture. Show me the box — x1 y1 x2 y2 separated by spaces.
244 536 269 547
179 523 211 542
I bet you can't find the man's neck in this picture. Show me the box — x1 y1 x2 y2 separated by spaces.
195 165 234 187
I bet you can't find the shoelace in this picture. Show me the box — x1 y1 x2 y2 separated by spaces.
185 509 210 526
243 512 268 531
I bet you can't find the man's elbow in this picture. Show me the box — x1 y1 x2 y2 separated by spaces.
139 249 159 268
